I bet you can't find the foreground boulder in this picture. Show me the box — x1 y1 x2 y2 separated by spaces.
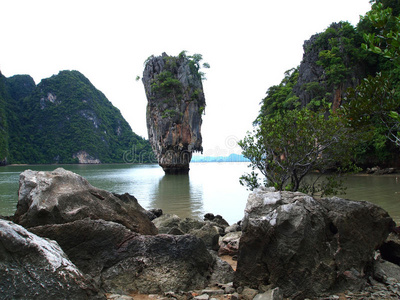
30 218 229 294
234 187 395 299
14 168 157 235
30 219 137 282
0 219 103 299
100 233 214 294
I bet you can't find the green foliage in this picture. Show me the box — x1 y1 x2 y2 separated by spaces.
162 109 183 119
255 3 400 168
239 171 262 191
314 22 367 90
344 1 400 152
151 71 183 99
199 106 205 115
240 108 359 195
1 70 155 165
362 2 400 65
302 81 330 111
177 51 210 80
256 68 299 122
149 52 209 103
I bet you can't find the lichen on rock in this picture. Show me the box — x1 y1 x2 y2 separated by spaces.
142 52 206 174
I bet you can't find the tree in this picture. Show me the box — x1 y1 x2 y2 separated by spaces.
345 1 400 147
345 72 400 145
239 108 359 195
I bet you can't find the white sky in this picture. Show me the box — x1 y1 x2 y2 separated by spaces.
0 0 372 156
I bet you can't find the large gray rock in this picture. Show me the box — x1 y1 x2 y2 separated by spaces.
152 214 222 250
0 219 103 299
100 234 214 294
31 219 217 294
30 219 138 282
234 187 394 299
14 168 157 235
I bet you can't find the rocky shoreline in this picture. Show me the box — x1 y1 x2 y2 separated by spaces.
1 168 400 299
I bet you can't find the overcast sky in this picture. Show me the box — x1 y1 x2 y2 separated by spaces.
0 0 372 156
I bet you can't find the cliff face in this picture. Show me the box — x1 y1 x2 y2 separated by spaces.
293 22 370 111
142 52 206 174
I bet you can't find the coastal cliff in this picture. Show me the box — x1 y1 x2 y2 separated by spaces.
142 52 206 174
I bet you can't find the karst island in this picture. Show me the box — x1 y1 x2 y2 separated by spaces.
142 52 207 174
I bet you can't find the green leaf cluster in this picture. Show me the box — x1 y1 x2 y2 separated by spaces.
151 71 183 100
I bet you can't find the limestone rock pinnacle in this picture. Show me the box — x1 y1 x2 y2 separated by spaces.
142 52 206 174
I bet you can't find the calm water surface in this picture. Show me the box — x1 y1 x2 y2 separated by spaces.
1 163 400 225
0 163 250 224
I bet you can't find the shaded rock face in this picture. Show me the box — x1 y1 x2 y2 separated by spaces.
30 218 219 294
13 168 157 235
380 232 400 265
234 187 394 299
293 22 367 110
0 219 103 300
30 219 138 281
142 52 206 174
152 213 230 250
100 234 214 294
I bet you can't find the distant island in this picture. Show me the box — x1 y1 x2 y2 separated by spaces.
191 153 249 163
0 70 154 165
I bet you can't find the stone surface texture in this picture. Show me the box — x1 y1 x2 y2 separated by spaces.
0 219 103 299
234 187 395 299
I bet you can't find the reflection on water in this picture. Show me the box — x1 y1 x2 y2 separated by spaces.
151 175 204 219
343 175 400 224
1 163 400 225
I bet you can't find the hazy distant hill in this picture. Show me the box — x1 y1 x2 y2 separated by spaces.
191 153 249 163
0 70 154 164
